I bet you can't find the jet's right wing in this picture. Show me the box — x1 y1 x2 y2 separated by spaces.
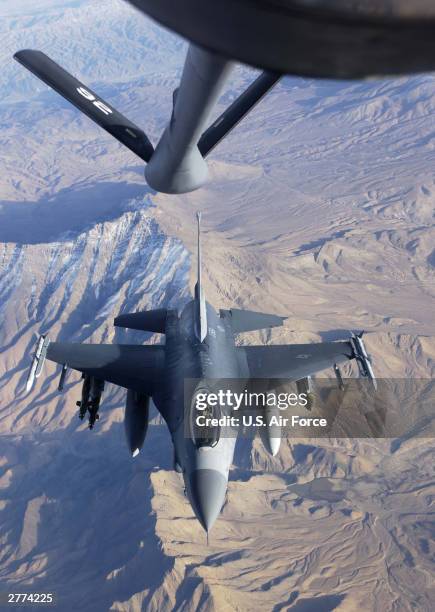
44 342 164 395
14 50 154 162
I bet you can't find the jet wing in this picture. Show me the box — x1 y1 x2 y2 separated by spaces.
46 342 164 395
240 341 354 381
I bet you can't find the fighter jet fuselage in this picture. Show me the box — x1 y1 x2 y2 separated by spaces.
152 299 242 530
25 214 376 531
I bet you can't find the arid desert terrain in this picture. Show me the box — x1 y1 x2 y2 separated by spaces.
0 1 434 610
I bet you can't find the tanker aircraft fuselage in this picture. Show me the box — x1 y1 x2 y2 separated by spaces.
14 2 435 195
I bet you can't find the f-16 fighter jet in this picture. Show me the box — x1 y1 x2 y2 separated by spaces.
26 214 376 532
14 1 435 194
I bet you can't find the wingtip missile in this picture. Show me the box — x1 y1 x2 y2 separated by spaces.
26 335 50 393
350 332 377 390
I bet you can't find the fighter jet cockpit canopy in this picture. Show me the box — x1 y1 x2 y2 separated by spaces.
190 387 221 448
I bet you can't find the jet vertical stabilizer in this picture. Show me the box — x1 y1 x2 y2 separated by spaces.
194 212 207 342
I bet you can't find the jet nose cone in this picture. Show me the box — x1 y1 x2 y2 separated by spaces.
189 469 227 531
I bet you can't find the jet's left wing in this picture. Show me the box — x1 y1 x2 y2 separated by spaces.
240 340 354 382
44 342 164 395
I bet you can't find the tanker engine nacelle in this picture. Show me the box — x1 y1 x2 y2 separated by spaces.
125 389 150 457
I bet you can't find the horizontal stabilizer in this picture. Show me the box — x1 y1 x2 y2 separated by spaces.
114 309 167 333
220 308 286 334
198 71 281 156
14 49 154 162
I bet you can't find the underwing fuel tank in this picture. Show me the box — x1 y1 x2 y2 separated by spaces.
259 404 281 457
296 376 315 410
125 390 150 457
